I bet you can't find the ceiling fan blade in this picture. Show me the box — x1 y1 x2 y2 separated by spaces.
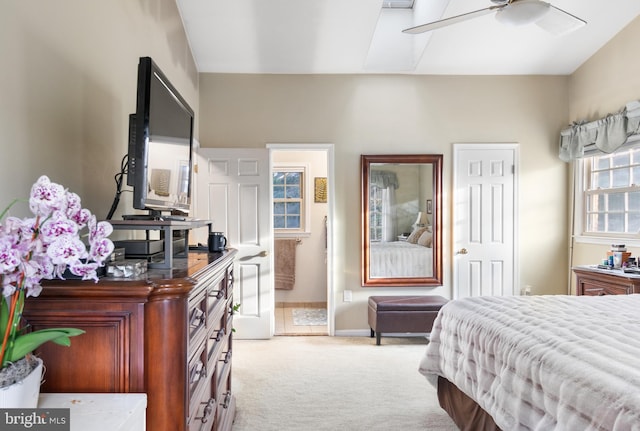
535 4 586 36
402 6 502 35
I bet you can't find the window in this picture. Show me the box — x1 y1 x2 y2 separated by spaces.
369 185 383 241
273 167 305 232
582 145 640 236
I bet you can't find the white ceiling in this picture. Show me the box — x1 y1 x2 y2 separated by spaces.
176 0 640 75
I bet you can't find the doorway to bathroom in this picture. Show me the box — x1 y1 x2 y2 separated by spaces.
269 144 333 336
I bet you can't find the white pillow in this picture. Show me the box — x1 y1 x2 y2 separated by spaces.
417 230 432 247
407 227 428 244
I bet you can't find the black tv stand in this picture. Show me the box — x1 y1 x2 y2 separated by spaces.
122 210 189 222
109 219 213 269
123 214 161 221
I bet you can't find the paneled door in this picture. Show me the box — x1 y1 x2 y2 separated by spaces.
196 148 272 339
453 144 519 298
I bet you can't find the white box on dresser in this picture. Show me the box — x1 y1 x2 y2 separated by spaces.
38 393 146 431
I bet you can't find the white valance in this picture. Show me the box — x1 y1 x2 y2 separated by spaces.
559 101 640 162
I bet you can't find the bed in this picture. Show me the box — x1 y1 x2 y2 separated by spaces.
369 241 432 278
419 294 640 431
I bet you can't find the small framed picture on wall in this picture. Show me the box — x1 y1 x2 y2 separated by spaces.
314 177 327 203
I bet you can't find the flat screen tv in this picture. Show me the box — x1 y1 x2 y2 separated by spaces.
126 56 194 218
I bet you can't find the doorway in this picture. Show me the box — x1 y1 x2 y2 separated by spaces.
269 144 333 336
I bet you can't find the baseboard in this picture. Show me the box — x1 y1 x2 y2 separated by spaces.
334 329 370 337
334 329 431 339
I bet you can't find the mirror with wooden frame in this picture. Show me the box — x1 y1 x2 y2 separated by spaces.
361 154 443 287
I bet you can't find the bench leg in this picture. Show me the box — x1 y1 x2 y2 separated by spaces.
376 332 381 346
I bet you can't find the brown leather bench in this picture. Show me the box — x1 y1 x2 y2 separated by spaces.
368 295 449 345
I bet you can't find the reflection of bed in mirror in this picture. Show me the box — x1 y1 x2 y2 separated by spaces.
369 241 432 278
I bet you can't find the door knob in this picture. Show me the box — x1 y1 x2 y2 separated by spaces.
457 248 468 255
259 250 269 257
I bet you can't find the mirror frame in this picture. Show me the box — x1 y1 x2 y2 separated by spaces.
361 154 443 287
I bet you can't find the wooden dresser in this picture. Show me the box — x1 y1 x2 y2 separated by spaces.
23 249 237 431
573 265 640 296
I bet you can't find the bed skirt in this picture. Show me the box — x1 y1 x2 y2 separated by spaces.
437 376 501 431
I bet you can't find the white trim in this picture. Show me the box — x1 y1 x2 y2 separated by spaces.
267 143 336 336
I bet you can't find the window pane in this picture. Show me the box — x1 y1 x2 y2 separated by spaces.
595 171 610 189
285 185 300 199
630 192 640 211
274 216 285 228
629 213 640 233
287 215 300 228
596 157 610 170
286 202 300 214
633 166 640 185
274 202 285 214
608 213 624 232
273 172 285 185
285 172 301 184
612 153 630 167
608 192 625 211
273 185 285 199
612 168 630 188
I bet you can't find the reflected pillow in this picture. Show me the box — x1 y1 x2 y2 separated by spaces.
407 227 428 244
417 230 433 247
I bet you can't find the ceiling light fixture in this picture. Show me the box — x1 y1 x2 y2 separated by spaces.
495 0 550 26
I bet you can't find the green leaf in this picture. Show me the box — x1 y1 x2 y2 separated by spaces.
0 297 9 342
3 328 85 365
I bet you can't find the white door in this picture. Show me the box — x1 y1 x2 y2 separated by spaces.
453 144 518 298
196 148 272 339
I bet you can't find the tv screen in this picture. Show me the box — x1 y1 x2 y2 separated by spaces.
127 57 194 216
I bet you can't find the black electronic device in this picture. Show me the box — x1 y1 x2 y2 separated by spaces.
126 57 194 218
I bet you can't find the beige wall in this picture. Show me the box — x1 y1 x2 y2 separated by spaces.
0 0 197 221
199 73 571 331
8 1 636 332
568 16 640 290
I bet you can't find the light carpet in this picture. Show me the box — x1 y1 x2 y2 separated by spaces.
291 308 327 326
231 336 457 431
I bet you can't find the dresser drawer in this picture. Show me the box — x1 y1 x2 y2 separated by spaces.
207 310 227 365
188 341 209 419
189 292 208 356
580 283 632 296
574 266 640 296
188 393 216 431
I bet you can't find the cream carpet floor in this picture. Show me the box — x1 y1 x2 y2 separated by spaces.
231 336 458 431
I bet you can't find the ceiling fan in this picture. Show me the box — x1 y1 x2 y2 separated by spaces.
403 0 586 36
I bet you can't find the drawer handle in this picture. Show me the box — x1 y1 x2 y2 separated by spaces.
209 289 224 300
190 309 205 327
199 398 216 423
220 350 232 364
222 392 232 409
215 328 225 342
190 361 205 383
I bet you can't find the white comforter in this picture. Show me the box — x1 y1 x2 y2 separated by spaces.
419 294 640 431
369 241 432 278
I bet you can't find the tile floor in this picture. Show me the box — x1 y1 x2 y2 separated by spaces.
274 302 328 336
